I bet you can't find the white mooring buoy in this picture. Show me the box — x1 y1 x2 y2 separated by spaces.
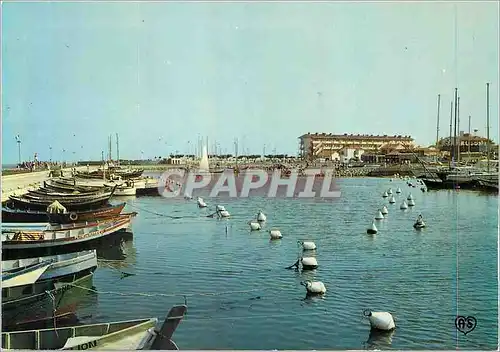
381 206 388 215
400 200 408 209
363 310 396 331
298 240 317 250
407 194 413 201
197 197 207 208
257 210 267 222
396 187 401 194
374 210 384 220
367 222 378 234
249 221 261 231
387 188 393 195
407 199 415 207
301 257 318 270
413 215 425 229
269 229 282 240
219 210 230 218
301 281 326 295
382 191 388 198
388 196 396 204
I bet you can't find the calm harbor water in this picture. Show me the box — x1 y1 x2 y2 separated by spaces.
70 177 497 350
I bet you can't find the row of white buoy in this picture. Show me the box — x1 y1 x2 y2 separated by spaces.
246 212 324 296
370 184 426 234
248 211 283 240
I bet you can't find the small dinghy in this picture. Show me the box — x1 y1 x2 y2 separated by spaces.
248 221 261 231
301 280 326 295
396 187 401 194
367 222 378 234
298 240 316 251
197 197 207 208
388 196 396 204
381 206 388 215
2 304 188 350
400 200 408 209
216 205 226 212
413 215 426 229
382 191 388 198
374 210 384 220
257 210 267 222
363 310 396 331
269 229 282 240
407 199 415 207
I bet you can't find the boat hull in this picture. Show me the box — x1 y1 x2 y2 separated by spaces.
2 203 125 223
3 250 98 281
2 215 134 250
2 271 95 330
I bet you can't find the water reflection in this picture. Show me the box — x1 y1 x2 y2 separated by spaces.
364 329 395 349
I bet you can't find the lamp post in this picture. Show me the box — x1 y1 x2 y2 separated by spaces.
15 134 21 165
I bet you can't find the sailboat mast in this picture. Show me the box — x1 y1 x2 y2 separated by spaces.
116 133 120 164
109 134 113 163
449 101 453 169
486 82 490 172
457 96 460 162
436 94 441 145
453 88 458 164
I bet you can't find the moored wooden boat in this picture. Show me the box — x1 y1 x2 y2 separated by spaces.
2 272 95 330
1 213 136 250
1 304 187 350
3 250 98 281
5 186 117 211
2 261 51 288
2 202 126 223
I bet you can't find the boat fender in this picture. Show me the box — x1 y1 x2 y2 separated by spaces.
69 212 78 221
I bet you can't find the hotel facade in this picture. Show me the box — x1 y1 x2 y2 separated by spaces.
298 132 415 161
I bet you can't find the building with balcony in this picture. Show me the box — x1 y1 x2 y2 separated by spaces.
436 132 497 162
298 132 414 160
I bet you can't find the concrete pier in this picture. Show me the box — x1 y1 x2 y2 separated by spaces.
1 166 89 203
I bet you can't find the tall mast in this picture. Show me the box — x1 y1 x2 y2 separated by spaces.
457 96 460 162
453 88 458 164
449 101 453 169
116 133 120 164
486 82 490 172
436 94 441 145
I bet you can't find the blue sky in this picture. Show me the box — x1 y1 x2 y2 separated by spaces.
2 1 498 163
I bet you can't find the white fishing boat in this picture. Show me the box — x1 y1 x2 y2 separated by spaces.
2 304 187 350
2 261 51 288
2 250 97 281
1 214 136 250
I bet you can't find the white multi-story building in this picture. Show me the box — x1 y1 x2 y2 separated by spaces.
298 133 414 160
